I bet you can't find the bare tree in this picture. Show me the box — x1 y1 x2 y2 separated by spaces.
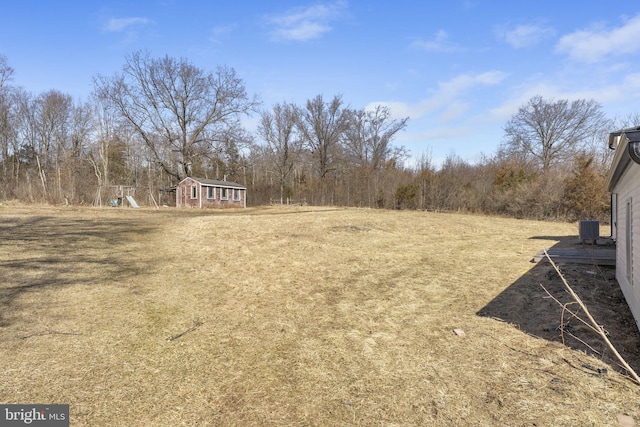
297 94 349 181
209 126 254 182
35 90 73 169
0 55 15 184
93 51 259 183
35 90 73 200
613 112 640 129
12 89 72 200
0 89 14 182
296 94 349 205
70 101 92 159
257 102 301 203
65 100 93 202
502 96 606 172
14 89 37 185
344 105 408 170
0 55 13 89
342 105 408 207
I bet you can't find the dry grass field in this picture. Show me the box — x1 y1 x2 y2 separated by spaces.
1 204 640 426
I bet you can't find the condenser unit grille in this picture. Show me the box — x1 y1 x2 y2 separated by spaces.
579 220 600 243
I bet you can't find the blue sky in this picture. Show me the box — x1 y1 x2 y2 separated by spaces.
1 1 639 166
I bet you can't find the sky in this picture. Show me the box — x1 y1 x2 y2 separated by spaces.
1 1 640 167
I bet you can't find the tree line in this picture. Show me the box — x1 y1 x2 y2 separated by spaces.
0 52 633 222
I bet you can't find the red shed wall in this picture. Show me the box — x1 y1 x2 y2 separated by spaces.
176 178 246 208
200 186 245 208
177 178 201 208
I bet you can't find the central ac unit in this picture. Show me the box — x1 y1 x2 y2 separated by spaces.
579 220 600 244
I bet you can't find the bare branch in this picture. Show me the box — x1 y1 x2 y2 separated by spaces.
93 51 259 182
543 250 640 385
502 96 606 172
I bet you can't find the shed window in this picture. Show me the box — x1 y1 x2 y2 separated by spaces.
207 186 215 199
233 189 240 201
221 188 228 200
190 185 198 199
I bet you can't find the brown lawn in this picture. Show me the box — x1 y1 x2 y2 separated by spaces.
0 204 639 426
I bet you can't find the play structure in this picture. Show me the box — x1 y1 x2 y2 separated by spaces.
108 185 140 208
93 183 163 208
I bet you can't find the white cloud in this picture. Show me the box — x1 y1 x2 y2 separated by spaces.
438 101 469 123
411 30 462 53
488 81 560 122
496 23 555 48
278 21 329 41
399 126 472 145
566 72 640 104
364 101 415 118
264 1 348 42
366 70 507 121
438 71 507 94
488 72 640 122
104 17 151 32
209 24 237 44
462 1 476 11
556 13 640 63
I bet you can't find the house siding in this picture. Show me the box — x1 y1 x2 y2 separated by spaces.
613 160 640 329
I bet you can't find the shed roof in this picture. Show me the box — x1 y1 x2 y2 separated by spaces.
180 177 246 189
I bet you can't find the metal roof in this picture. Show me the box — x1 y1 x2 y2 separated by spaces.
181 177 246 189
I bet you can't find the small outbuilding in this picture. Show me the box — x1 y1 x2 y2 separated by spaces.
176 177 246 209
607 126 640 331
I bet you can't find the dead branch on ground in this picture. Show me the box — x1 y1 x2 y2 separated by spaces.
9 330 82 341
543 249 640 385
168 319 203 342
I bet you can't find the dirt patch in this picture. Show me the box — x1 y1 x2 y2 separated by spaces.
480 235 640 379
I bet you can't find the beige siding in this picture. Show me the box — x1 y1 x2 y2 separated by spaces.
614 162 640 329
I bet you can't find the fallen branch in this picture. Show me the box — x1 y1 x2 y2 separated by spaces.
541 284 602 354
11 330 82 340
540 284 600 342
168 319 203 342
543 249 640 385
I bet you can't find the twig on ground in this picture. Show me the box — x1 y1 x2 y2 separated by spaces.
168 319 203 342
563 329 602 356
11 330 82 340
543 249 640 386
540 284 600 344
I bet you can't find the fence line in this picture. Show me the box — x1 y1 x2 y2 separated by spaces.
269 198 307 206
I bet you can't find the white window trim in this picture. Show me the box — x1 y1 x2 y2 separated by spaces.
221 187 228 200
190 185 198 199
207 186 216 200
233 188 241 201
